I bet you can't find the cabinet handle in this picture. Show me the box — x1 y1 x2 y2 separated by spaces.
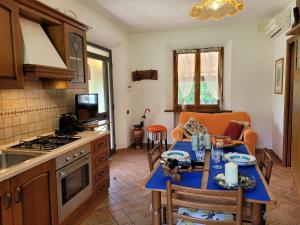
4 193 12 209
98 156 105 162
97 143 103 148
15 187 22 203
98 171 105 177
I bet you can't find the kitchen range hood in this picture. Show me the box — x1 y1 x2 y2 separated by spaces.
19 18 74 80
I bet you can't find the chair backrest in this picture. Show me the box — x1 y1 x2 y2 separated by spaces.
166 181 243 225
148 144 163 172
259 149 273 184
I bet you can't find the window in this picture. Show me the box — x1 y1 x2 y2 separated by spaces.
173 47 224 111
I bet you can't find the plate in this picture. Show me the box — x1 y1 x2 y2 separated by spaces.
161 150 190 161
222 153 256 166
214 173 256 191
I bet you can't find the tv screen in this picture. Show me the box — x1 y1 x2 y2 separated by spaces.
75 94 99 124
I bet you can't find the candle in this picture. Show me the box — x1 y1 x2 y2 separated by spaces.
225 162 238 186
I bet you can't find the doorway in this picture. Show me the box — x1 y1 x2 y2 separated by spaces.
87 43 116 155
283 36 296 167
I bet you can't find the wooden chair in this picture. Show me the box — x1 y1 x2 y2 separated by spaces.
147 144 167 223
243 149 273 224
259 149 273 184
258 149 273 225
166 181 243 225
148 143 163 172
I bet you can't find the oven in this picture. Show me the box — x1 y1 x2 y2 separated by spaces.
56 144 92 223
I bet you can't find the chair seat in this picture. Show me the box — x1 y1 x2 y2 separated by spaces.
176 207 234 225
147 125 167 133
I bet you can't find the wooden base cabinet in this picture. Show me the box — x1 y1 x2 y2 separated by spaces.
57 135 110 225
0 180 13 225
0 161 58 225
91 135 110 201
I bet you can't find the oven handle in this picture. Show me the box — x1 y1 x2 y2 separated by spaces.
58 154 91 179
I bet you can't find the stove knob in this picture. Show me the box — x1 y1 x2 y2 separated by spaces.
73 153 79 158
65 157 71 162
80 150 85 155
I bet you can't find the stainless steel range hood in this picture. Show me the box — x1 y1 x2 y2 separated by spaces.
19 18 74 80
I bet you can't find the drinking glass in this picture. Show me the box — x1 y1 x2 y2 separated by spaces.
192 133 199 151
211 147 223 169
195 149 205 162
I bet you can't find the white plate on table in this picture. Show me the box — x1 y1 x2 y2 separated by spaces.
161 150 190 161
222 152 256 166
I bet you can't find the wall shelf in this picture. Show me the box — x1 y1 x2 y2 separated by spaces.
286 23 300 36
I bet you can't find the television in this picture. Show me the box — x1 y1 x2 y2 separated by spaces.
75 94 99 124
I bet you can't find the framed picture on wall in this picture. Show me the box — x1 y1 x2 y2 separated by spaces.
274 58 284 94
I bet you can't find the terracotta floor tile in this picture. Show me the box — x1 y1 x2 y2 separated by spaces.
80 147 300 225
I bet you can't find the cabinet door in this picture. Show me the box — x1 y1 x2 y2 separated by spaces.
0 180 13 225
0 0 23 88
64 23 88 89
11 161 58 225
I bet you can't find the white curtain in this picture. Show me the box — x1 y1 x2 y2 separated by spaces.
201 51 220 104
178 53 196 104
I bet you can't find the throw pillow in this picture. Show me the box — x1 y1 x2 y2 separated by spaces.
231 120 250 140
223 121 244 140
183 117 208 138
176 207 234 225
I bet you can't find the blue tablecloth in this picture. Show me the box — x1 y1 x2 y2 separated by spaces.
145 142 202 190
145 141 271 202
207 144 270 201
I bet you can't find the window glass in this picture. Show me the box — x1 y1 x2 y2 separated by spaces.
177 53 196 105
200 51 219 105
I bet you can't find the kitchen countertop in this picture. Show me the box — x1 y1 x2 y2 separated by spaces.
0 129 110 183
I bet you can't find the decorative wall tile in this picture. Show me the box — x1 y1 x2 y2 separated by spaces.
0 81 88 145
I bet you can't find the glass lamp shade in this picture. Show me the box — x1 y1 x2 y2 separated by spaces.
190 0 245 21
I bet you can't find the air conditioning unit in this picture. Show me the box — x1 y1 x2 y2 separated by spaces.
264 8 291 38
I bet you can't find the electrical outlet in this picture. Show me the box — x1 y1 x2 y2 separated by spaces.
127 110 129 115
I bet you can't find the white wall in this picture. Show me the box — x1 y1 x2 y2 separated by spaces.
272 1 296 159
39 0 132 149
129 23 274 148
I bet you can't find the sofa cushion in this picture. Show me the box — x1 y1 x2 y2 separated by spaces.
183 117 207 138
231 120 250 140
224 121 244 140
176 207 234 225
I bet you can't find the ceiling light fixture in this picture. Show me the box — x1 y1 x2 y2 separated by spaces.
190 0 245 21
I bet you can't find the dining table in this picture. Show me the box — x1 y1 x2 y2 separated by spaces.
144 141 277 225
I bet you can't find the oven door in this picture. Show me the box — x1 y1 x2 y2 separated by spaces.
56 154 92 223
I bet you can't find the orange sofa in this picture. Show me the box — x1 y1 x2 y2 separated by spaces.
171 112 258 154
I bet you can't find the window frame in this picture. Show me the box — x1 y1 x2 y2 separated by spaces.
173 47 224 112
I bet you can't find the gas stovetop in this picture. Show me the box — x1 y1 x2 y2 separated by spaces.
9 134 81 151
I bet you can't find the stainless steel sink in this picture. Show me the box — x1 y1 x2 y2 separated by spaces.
0 151 44 170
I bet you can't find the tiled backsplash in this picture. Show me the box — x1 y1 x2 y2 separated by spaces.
0 81 88 146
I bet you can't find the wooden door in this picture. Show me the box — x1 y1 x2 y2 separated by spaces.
64 23 88 89
291 40 300 196
0 180 13 225
0 0 23 88
11 161 58 225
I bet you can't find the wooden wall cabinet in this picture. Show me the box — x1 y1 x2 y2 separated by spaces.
0 161 58 225
0 0 24 89
64 23 88 89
